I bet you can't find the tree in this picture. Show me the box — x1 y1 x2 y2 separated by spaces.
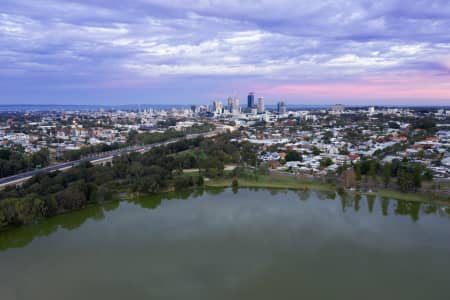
323 131 333 144
412 165 422 191
382 163 391 187
196 176 204 186
354 163 362 181
232 179 239 193
423 168 433 181
94 185 113 203
368 160 377 181
30 149 50 168
174 176 192 190
337 162 348 176
257 164 270 175
240 141 258 166
413 118 436 131
55 182 88 210
320 157 333 168
285 150 302 162
398 169 413 192
311 146 321 156
0 210 7 228
388 121 400 129
416 150 425 160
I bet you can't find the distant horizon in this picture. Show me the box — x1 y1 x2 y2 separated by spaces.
0 103 449 110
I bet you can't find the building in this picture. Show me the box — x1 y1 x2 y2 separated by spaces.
277 101 286 114
247 92 255 109
233 97 240 110
213 101 223 114
257 97 265 114
331 104 344 114
227 96 234 113
228 96 240 115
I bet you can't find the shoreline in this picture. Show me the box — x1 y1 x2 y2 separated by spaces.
1 174 449 234
205 173 450 205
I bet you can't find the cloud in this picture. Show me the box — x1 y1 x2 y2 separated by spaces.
0 0 449 104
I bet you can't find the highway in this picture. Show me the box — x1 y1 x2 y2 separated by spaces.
0 131 217 188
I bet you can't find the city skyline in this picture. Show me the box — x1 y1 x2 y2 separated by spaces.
1 1 450 105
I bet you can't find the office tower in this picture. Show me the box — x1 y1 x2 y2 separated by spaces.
227 96 233 113
257 97 265 114
277 101 286 114
233 97 240 115
213 101 223 114
247 92 255 108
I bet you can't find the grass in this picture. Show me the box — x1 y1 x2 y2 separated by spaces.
206 172 450 204
206 172 336 192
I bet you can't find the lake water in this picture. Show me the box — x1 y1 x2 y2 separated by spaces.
1 188 450 300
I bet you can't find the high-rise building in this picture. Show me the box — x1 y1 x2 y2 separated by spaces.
227 96 233 113
213 101 223 114
277 101 286 114
247 92 255 108
257 97 265 114
227 96 240 114
233 97 240 115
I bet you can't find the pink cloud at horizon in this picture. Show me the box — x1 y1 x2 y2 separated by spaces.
254 75 450 104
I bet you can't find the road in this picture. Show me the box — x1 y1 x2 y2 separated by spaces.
0 131 217 188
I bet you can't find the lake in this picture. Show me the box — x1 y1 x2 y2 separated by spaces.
1 188 450 299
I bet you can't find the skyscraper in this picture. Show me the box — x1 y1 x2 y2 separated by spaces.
257 97 265 114
213 101 223 114
227 96 233 113
277 101 286 114
233 97 240 115
227 96 240 114
247 92 255 108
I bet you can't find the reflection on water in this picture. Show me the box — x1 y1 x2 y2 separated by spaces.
0 188 449 252
0 188 450 300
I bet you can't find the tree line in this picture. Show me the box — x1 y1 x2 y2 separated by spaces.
0 148 50 178
339 159 433 192
0 133 251 230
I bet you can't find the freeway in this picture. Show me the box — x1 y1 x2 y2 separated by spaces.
0 131 217 188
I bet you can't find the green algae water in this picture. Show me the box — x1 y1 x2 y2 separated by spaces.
1 188 450 300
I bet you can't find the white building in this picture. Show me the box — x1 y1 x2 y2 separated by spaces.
257 97 265 114
213 101 223 114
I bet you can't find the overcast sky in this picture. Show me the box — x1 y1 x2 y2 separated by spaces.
1 0 450 105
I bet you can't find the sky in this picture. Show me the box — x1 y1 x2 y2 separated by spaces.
0 0 450 106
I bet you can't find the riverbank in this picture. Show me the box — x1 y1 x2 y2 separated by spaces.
205 172 450 204
1 169 448 233
206 173 335 192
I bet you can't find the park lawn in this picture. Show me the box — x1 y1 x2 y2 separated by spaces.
206 173 336 192
206 172 450 204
